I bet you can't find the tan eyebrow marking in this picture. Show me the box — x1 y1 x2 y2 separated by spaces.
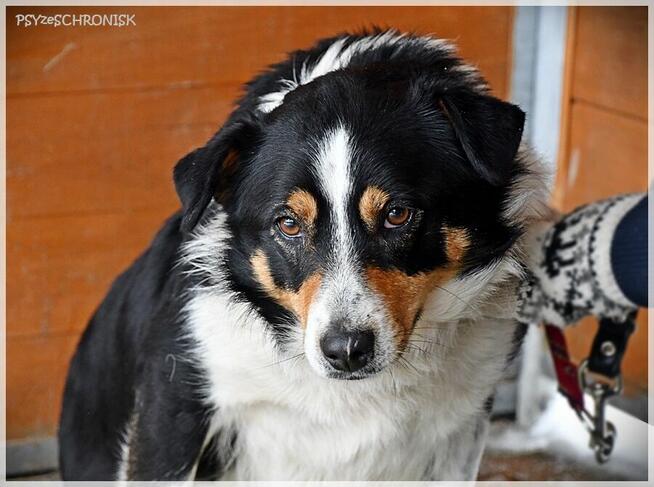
359 186 390 231
442 225 470 263
286 189 318 226
250 249 322 328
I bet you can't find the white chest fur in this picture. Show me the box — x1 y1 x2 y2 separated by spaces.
184 290 519 481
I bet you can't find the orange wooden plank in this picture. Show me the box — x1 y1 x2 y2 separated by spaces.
560 100 648 211
7 87 228 219
7 209 174 338
7 334 80 439
7 6 512 98
572 7 647 120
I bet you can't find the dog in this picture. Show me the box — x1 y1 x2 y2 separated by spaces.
58 29 550 480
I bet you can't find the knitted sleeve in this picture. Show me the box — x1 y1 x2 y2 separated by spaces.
517 193 647 327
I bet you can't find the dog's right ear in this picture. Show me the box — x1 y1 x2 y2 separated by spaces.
173 114 257 232
438 91 525 186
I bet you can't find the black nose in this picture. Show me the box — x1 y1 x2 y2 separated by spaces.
320 328 375 373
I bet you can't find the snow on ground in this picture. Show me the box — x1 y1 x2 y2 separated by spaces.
486 391 649 480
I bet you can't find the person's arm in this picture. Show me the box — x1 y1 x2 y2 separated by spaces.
518 192 648 327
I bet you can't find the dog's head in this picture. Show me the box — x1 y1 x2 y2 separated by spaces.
175 31 532 380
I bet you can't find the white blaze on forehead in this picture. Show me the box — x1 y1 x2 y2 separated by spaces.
257 31 458 113
313 125 353 260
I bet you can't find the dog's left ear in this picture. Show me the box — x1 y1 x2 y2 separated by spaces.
439 91 525 186
173 113 258 232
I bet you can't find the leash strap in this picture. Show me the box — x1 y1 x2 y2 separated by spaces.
544 324 585 412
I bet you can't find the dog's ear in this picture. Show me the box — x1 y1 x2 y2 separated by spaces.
438 91 525 186
173 114 257 232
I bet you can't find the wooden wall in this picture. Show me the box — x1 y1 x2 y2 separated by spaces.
6 6 515 441
554 7 648 395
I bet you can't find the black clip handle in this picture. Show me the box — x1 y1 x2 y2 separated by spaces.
587 313 636 378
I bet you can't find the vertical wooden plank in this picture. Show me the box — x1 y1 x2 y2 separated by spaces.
571 7 647 120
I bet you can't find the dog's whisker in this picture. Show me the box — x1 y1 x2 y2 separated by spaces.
386 367 400 399
396 353 421 376
403 342 425 352
420 284 480 316
406 339 450 350
410 322 460 332
256 352 305 370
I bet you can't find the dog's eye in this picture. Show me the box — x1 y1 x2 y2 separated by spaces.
277 216 302 237
384 207 412 228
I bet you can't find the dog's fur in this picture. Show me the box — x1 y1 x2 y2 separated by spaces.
59 29 550 480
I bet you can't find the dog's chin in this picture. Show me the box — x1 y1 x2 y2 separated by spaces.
323 368 382 381
305 358 388 381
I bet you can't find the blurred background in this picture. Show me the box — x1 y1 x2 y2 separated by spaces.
5 5 649 480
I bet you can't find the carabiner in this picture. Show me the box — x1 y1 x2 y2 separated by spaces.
578 360 622 463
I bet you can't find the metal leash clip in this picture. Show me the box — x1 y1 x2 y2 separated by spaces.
545 315 634 464
577 359 622 463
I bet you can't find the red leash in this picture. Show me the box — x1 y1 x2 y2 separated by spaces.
544 325 585 412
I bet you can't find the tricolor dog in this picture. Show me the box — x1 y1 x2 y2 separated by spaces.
59 29 550 480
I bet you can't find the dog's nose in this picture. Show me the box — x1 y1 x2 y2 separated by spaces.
320 328 375 373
